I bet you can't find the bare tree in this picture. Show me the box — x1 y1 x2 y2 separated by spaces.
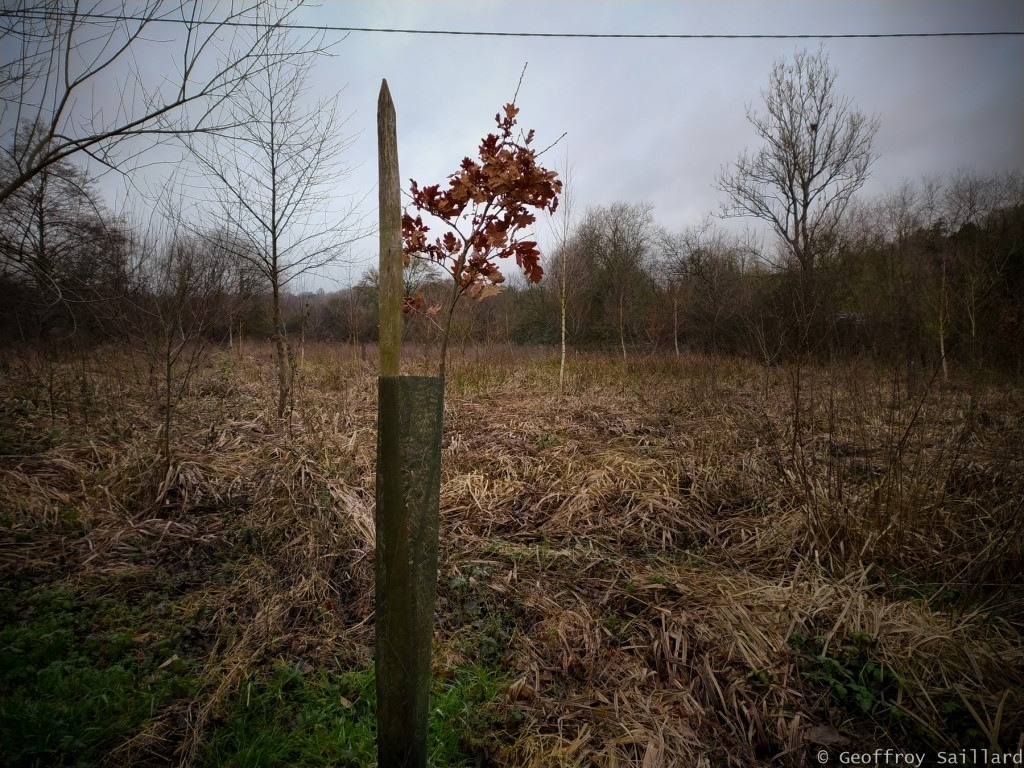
0 1 316 206
584 202 656 360
2 150 98 291
330 284 373 348
934 170 1024 372
544 231 596 350
187 18 363 419
659 218 754 355
548 154 575 391
203 227 263 353
717 47 879 350
124 226 230 475
655 227 686 357
0 142 131 337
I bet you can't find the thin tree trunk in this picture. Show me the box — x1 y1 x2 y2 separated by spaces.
300 303 307 369
163 337 173 469
939 261 949 381
559 274 567 392
673 295 680 357
437 213 482 381
791 359 803 459
438 288 459 382
619 292 627 361
273 284 290 419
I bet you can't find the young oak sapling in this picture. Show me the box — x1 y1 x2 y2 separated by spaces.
402 98 562 379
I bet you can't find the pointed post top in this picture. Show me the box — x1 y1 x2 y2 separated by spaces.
378 77 402 377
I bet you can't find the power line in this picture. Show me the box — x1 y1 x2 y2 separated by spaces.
249 28 1024 40
1 8 1021 40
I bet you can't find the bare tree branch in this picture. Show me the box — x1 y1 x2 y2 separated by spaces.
0 0 311 206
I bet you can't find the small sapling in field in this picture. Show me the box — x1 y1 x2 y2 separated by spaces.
402 82 562 379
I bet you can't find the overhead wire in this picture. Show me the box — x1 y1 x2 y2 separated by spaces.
0 7 1021 40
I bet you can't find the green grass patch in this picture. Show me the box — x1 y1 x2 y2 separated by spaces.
0 583 201 768
201 661 511 768
0 548 515 767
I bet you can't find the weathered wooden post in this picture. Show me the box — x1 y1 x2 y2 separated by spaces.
375 78 445 768
378 80 402 380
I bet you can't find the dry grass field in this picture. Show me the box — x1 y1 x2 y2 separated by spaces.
1 343 1022 767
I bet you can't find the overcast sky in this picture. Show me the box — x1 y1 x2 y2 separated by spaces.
118 1 1024 288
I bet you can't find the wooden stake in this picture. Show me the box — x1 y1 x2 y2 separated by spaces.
378 79 402 376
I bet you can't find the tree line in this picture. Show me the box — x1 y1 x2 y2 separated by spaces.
2 9 1021 384
308 170 1022 376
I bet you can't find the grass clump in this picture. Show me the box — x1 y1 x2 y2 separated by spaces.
202 664 377 768
202 662 509 768
0 584 201 768
790 632 906 725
